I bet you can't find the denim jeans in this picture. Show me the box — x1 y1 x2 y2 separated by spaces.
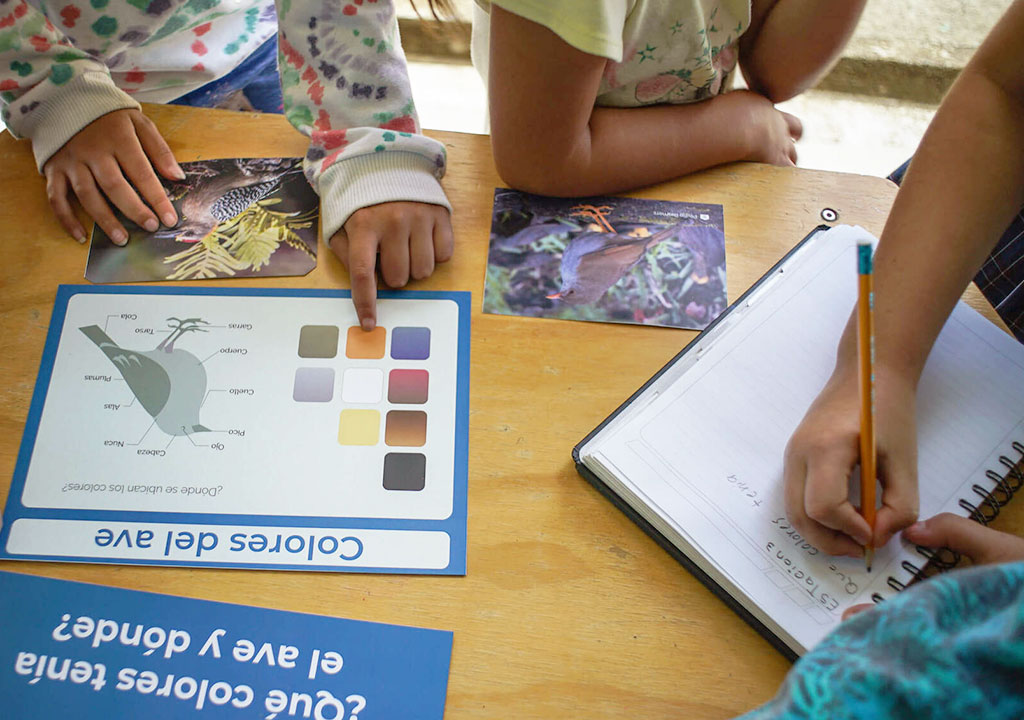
171 35 283 114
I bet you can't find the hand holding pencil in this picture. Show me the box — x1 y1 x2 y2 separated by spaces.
783 239 921 562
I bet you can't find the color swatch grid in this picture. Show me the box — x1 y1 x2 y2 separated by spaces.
294 324 433 492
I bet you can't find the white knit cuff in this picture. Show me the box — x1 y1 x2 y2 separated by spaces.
316 150 452 243
25 71 141 172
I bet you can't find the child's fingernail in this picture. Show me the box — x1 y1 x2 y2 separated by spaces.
143 218 159 232
906 521 925 535
361 318 375 331
172 166 186 180
162 212 177 227
75 231 87 244
112 229 128 246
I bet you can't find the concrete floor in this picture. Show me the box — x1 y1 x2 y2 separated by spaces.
408 60 938 180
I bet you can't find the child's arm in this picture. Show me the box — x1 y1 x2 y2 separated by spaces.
783 0 1024 557
740 0 868 103
274 0 453 330
487 5 802 198
0 5 181 243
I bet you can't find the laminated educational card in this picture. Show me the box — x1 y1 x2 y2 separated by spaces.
0 571 453 719
484 188 727 329
1 286 470 574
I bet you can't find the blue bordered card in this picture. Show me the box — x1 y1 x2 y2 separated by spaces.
0 571 453 718
0 285 470 574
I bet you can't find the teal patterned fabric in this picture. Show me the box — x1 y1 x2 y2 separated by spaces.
738 561 1024 720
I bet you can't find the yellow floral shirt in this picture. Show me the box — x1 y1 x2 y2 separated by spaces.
479 0 751 107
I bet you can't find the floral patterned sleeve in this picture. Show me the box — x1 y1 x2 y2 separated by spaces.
736 561 1024 720
274 0 451 242
0 0 139 170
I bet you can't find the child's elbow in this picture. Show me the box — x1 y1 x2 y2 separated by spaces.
494 158 563 196
492 143 575 196
743 66 803 105
747 76 800 105
761 83 802 105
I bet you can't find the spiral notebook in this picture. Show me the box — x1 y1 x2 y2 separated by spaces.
573 224 1024 660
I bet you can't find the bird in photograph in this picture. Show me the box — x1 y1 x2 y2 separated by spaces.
154 158 304 244
547 204 726 306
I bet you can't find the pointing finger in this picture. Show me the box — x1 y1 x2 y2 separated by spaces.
333 227 379 331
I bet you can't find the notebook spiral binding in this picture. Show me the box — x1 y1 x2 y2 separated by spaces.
870 441 1024 605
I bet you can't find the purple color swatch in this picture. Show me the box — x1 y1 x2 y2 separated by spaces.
391 327 431 360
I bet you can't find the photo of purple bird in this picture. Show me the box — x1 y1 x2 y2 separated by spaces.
548 220 726 306
484 189 728 330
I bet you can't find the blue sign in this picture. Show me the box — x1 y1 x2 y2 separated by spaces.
0 571 452 718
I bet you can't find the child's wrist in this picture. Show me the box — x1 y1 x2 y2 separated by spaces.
722 90 770 162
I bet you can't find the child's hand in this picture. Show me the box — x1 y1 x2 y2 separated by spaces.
329 202 454 331
904 513 1024 566
784 365 920 557
43 109 184 245
842 513 1024 620
729 90 802 166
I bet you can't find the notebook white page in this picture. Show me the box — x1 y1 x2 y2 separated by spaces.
580 225 1024 656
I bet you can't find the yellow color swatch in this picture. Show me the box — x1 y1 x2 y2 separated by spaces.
338 409 380 446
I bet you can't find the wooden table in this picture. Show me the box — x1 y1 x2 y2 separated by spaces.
1 104 1020 719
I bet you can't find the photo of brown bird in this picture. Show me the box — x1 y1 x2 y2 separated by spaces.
153 158 304 244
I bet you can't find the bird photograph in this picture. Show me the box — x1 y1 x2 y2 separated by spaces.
86 157 319 283
484 189 728 329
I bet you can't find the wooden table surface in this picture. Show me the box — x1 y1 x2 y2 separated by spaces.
2 104 1021 719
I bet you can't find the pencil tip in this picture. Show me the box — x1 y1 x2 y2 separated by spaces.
865 547 874 573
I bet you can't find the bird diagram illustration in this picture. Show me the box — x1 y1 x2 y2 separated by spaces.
80 318 211 436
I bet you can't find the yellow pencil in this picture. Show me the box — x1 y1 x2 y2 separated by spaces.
857 239 876 571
